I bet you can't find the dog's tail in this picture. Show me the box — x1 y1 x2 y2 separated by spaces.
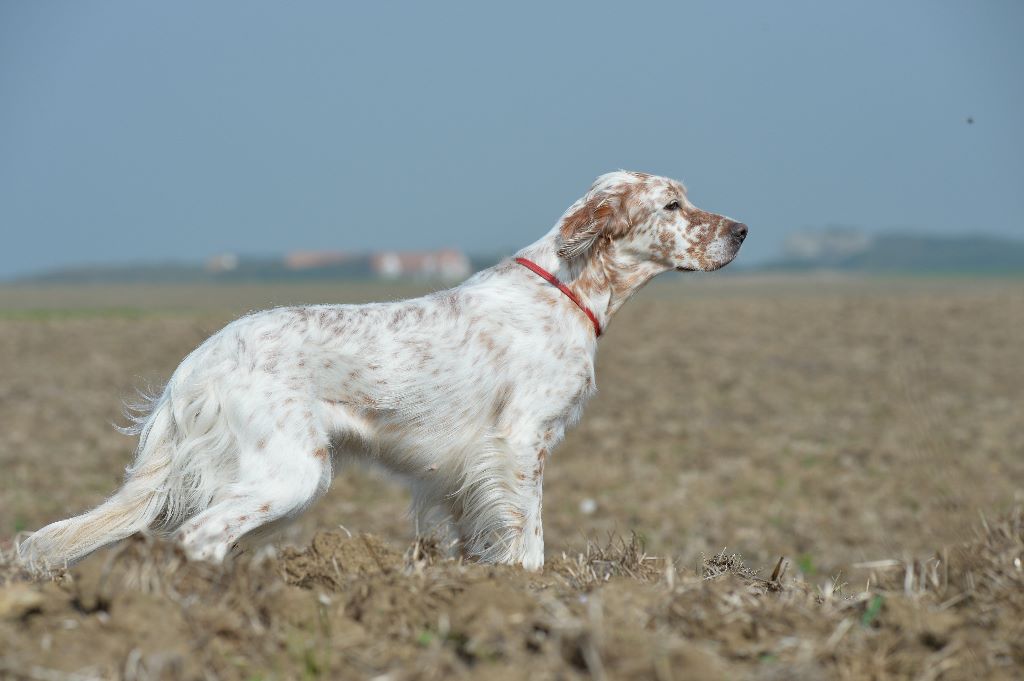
17 388 180 570
17 330 242 570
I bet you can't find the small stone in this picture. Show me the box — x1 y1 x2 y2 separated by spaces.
0 584 44 620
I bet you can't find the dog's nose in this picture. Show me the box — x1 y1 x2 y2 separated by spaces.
729 221 748 241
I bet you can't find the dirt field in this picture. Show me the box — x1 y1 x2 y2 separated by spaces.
1 275 1022 680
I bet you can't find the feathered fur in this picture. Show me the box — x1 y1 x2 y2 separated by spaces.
18 171 747 571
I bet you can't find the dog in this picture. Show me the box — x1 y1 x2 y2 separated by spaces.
18 171 747 570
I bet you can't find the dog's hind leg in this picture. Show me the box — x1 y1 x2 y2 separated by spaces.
176 433 332 562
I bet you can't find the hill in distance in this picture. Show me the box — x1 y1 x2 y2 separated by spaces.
764 228 1024 275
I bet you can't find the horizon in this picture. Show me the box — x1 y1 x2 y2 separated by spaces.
2 2 1023 278
9 227 1024 283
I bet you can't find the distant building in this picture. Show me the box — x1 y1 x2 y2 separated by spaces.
284 251 354 270
205 253 239 273
370 249 471 281
205 248 472 281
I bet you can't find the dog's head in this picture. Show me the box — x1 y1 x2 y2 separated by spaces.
557 171 747 273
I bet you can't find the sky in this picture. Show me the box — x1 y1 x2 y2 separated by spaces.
1 1 1022 278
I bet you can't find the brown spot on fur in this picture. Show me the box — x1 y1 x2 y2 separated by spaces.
258 503 271 513
256 438 266 450
388 308 409 331
491 382 514 423
313 447 329 461
440 291 463 318
478 330 498 354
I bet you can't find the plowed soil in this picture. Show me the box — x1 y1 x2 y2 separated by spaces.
1 276 1022 680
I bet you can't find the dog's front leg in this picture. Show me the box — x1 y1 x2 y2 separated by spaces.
516 445 546 571
457 440 548 570
499 442 548 571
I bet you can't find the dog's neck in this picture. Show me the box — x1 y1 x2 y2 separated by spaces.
515 231 668 336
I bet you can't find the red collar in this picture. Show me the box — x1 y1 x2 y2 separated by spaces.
515 257 602 337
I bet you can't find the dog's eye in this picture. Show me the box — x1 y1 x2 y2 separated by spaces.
664 200 681 211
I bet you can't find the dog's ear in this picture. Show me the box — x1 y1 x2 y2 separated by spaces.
557 179 634 261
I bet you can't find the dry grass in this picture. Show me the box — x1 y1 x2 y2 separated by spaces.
552 532 661 590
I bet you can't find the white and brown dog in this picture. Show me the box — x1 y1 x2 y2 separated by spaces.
19 171 747 570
